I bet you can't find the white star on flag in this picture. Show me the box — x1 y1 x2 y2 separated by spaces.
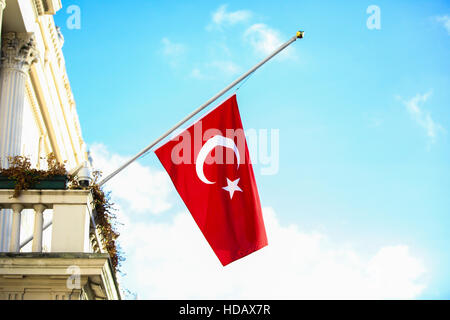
223 178 243 199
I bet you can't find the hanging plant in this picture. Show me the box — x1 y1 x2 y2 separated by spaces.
71 170 123 272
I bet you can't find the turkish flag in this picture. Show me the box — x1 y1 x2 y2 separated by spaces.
155 94 268 266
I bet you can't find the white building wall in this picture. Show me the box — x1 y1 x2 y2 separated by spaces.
21 96 40 164
0 0 87 252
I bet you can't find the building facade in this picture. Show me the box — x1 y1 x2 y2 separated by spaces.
0 0 120 299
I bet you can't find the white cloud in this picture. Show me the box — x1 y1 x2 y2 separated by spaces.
210 60 240 76
119 205 426 299
89 143 172 214
400 92 445 144
190 60 241 80
366 246 426 297
244 23 295 59
208 4 252 29
190 68 207 80
436 15 450 35
91 145 426 299
161 38 187 67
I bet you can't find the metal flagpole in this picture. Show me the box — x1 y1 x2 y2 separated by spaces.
98 30 304 187
21 31 304 246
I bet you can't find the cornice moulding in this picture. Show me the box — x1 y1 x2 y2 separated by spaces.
34 0 62 16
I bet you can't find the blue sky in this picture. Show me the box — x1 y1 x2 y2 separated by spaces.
55 0 449 299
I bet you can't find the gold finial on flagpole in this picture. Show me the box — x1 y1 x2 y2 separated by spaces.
296 31 305 39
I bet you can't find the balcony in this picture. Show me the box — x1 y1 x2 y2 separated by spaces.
0 189 120 300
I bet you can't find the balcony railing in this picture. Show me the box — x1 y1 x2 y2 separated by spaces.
0 189 120 300
0 189 103 254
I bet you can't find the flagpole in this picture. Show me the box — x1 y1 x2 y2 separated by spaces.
98 30 304 187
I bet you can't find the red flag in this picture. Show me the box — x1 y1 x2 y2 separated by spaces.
155 94 268 266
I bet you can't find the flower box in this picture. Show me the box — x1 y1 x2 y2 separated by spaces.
0 174 68 190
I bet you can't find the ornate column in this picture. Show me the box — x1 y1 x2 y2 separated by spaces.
0 32 38 163
0 32 39 252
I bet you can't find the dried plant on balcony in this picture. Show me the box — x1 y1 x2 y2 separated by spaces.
69 171 123 273
90 173 122 272
0 154 67 198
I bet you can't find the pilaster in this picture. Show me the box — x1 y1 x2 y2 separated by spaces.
0 1 5 37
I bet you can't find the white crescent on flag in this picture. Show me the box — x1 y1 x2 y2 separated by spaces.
195 135 240 185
